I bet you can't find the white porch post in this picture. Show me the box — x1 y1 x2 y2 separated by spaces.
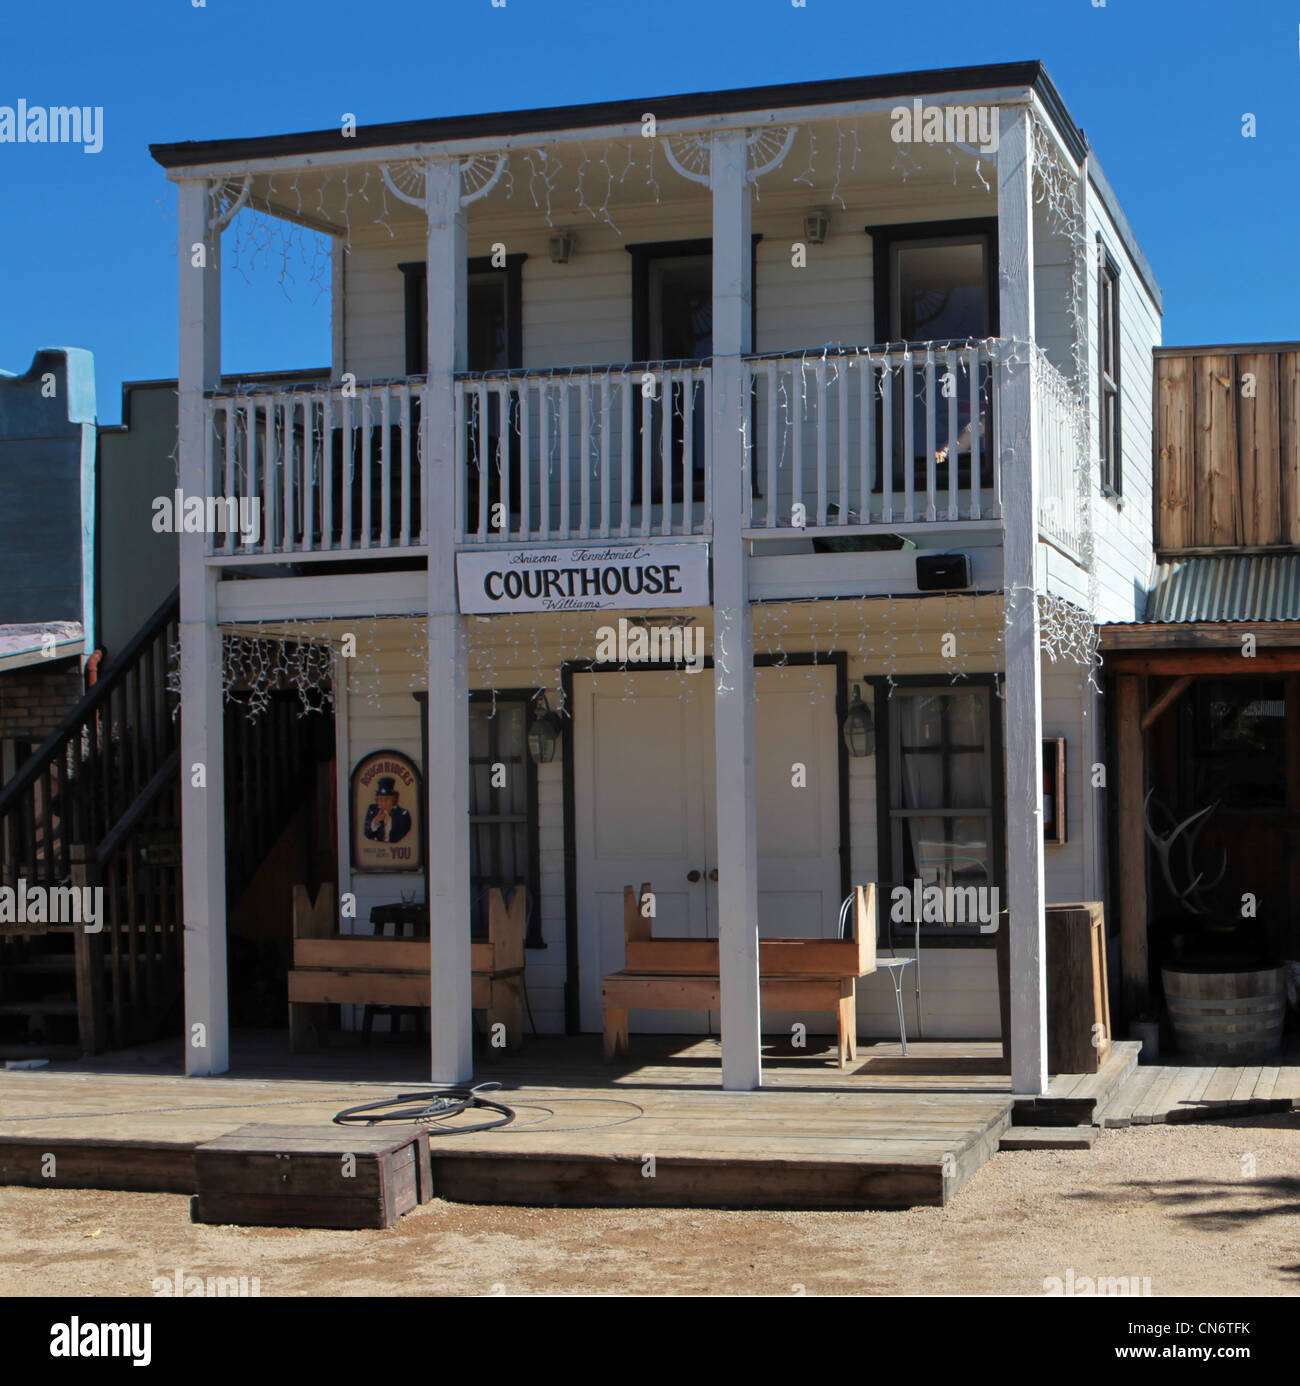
998 107 1048 1094
710 130 761 1091
177 179 229 1076
424 157 474 1084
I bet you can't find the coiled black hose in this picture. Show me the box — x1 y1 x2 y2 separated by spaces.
333 1081 516 1134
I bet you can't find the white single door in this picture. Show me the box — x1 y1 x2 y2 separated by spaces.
574 671 712 1031
750 664 844 937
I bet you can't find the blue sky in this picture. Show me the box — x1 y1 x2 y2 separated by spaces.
1 0 1296 423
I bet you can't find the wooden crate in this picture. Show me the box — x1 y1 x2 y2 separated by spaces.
192 1123 433 1230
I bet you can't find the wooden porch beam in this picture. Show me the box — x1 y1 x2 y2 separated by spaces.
1116 675 1149 1019
1107 649 1300 675
1139 675 1193 733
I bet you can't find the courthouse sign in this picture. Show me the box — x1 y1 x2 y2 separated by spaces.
457 543 710 615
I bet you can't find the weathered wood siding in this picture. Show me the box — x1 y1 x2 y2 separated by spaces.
1154 344 1300 553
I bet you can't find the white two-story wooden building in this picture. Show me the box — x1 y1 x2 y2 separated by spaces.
149 60 1161 1094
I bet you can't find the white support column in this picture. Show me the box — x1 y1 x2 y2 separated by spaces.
710 130 761 1092
177 179 229 1077
424 158 474 1084
998 107 1048 1095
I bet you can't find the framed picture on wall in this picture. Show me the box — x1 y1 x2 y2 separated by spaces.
1043 737 1067 846
350 750 423 872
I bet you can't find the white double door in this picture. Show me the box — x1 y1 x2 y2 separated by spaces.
574 664 842 1031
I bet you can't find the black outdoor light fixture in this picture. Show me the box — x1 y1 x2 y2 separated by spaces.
527 691 563 764
842 683 875 758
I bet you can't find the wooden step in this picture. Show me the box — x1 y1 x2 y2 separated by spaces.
3 958 76 974
1015 1040 1140 1127
999 1125 1096 1151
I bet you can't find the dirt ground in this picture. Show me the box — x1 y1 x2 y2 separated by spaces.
1 1115 1296 1296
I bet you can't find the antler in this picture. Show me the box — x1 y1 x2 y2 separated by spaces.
1143 790 1228 915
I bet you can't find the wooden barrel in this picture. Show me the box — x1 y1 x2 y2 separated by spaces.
1161 966 1286 1064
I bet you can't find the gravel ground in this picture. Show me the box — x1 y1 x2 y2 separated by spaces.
0 1115 1296 1296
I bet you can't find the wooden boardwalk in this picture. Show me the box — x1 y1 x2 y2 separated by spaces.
0 1033 1293 1212
0 1034 1017 1208
1098 1053 1300 1127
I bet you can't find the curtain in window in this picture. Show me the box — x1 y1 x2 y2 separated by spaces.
895 688 992 922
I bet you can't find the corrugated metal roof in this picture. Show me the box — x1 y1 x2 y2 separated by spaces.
1145 555 1300 623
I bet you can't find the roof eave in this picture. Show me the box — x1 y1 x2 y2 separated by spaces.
149 60 1085 171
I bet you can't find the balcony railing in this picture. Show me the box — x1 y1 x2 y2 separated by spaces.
1034 349 1087 561
743 342 1002 533
455 364 712 543
207 381 423 557
202 340 1084 560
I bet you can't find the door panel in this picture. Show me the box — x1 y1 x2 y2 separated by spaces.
752 665 842 938
575 672 711 1031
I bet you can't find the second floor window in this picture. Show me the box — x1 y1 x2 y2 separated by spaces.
1098 242 1122 496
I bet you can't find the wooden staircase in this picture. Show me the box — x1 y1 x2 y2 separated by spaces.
0 594 333 1059
0 591 182 1058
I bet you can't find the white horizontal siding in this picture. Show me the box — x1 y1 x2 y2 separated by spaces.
1077 177 1161 623
334 594 1103 1043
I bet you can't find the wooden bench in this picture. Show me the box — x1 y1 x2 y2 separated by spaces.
286 883 526 1051
602 882 877 1069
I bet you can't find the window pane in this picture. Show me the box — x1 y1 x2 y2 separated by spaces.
649 256 713 360
896 689 991 811
893 240 988 341
468 275 508 371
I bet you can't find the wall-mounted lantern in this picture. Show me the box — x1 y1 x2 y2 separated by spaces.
842 684 875 758
527 691 564 764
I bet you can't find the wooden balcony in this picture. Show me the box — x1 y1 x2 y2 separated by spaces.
201 341 1083 563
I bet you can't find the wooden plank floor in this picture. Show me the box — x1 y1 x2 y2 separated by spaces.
0 1032 1019 1209
1098 1042 1300 1128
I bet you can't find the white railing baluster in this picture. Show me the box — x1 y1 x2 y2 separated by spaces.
379 387 391 547
969 348 981 520
399 384 411 546
619 377 632 539
764 362 777 529
902 353 914 523
881 358 894 525
475 381 488 542
339 393 352 550
539 382 551 539
558 378 571 539
453 382 466 543
837 362 849 525
792 365 804 531
362 391 375 550
598 376 611 539
860 354 874 524
317 390 329 546
661 366 674 537
815 357 827 526
947 348 960 522
701 368 712 537
518 379 531 539
924 347 937 523
222 401 235 556
578 374 590 541
639 378 653 539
